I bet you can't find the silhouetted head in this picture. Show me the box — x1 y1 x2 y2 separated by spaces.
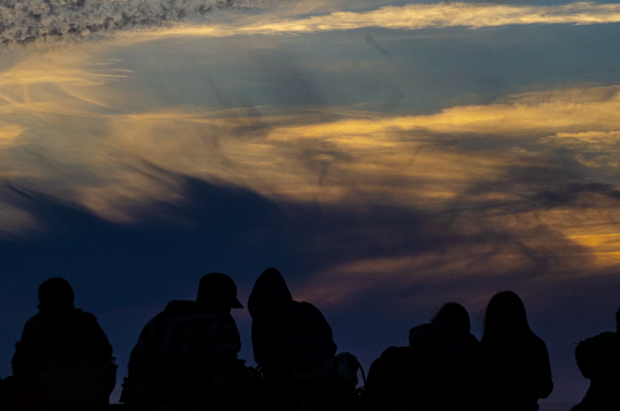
197 273 243 308
483 290 532 342
38 277 75 312
247 267 293 319
432 302 471 334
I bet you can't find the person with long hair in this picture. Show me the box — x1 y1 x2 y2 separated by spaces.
481 291 553 411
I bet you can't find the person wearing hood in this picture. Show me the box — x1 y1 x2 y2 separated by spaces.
10 277 115 406
121 273 249 404
248 267 352 400
407 302 482 404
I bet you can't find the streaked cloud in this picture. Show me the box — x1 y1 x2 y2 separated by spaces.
0 124 23 146
245 2 620 31
1 43 620 229
5 0 620 46
150 1 620 39
1 25 619 304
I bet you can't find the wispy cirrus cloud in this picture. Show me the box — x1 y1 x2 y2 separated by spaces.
5 0 620 46
154 1 620 39
1 31 620 273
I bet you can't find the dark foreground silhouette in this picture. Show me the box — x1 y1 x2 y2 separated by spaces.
571 307 620 411
121 273 256 404
365 302 482 406
481 291 553 411
6 277 116 407
248 267 358 401
6 274 613 411
364 293 554 411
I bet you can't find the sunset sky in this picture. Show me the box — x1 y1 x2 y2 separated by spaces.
1 0 620 404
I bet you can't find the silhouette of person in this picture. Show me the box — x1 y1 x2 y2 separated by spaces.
365 345 417 404
408 302 482 404
481 291 553 411
10 277 115 406
247 267 355 400
121 272 249 404
572 306 620 411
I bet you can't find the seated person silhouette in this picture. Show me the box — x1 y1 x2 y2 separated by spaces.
121 273 249 404
365 345 417 404
481 291 553 411
365 302 481 405
11 277 115 406
247 267 357 400
572 307 620 411
408 302 482 404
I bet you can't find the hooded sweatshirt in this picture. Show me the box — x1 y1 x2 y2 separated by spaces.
247 268 336 377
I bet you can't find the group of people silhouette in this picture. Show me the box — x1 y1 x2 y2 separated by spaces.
0 268 618 411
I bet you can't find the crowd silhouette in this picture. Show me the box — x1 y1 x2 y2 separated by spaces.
0 269 617 410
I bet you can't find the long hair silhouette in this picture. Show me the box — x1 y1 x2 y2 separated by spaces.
482 290 532 342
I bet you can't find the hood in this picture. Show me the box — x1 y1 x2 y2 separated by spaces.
247 267 293 319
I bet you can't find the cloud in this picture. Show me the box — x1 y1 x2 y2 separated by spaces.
0 0 255 44
6 0 620 46
244 2 620 32
1 55 620 229
1 32 620 277
542 131 620 170
0 123 23 145
150 1 620 39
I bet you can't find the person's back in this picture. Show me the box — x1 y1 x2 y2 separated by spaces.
121 273 248 404
248 268 355 400
571 307 620 411
481 291 553 411
408 303 482 404
11 277 115 406
365 346 417 404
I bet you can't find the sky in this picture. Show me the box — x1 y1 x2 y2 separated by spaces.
1 0 620 405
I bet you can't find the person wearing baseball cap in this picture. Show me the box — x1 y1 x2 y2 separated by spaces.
122 273 248 404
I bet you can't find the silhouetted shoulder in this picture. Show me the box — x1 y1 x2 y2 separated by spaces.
572 313 620 411
405 303 482 404
248 268 351 400
164 299 230 314
298 301 330 322
22 309 95 331
481 291 553 410
10 278 115 406
530 334 553 399
408 323 432 349
123 273 248 404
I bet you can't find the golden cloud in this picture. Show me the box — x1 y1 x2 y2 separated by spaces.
136 1 620 39
0 124 24 146
1 38 620 270
0 48 129 115
293 221 591 308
